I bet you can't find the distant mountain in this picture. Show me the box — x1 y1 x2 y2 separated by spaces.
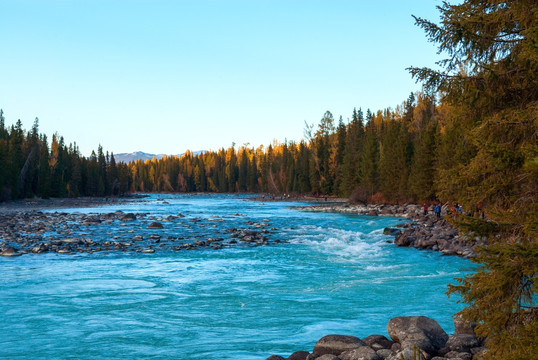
113 151 205 163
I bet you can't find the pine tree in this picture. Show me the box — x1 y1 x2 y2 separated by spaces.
410 1 538 357
333 116 347 196
0 110 7 200
360 112 379 197
38 134 51 198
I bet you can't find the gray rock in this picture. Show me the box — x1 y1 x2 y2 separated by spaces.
469 347 485 356
375 349 393 359
147 221 163 229
288 351 310 360
0 246 21 257
383 228 401 236
120 213 136 221
386 347 425 360
444 334 480 353
317 355 341 360
452 313 476 336
339 346 380 360
444 351 471 359
265 356 286 360
313 335 365 356
362 335 393 349
387 316 448 355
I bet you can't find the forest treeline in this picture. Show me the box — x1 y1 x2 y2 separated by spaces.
1 92 449 204
0 113 132 201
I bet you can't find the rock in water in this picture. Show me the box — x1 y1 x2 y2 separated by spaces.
147 222 163 229
387 316 448 356
0 246 21 257
288 351 310 360
313 335 365 356
339 346 380 360
120 213 136 221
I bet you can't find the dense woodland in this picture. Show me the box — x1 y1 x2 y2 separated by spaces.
0 0 536 358
0 94 446 203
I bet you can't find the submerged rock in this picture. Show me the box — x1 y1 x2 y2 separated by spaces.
147 222 163 229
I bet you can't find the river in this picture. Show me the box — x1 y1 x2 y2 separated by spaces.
0 194 472 359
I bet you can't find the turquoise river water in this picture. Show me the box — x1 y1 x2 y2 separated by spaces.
0 194 473 359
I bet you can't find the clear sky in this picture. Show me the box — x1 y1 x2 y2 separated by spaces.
0 0 444 156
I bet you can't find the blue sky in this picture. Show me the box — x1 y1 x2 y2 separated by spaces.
0 0 444 156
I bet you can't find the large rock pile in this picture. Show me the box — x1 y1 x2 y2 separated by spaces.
265 315 485 360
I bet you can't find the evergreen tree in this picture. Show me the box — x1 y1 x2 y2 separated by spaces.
238 147 249 191
410 1 538 357
379 117 409 201
333 116 347 196
359 112 379 197
38 134 51 198
0 110 7 200
409 121 438 200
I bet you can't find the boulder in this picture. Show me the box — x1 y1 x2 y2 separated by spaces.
394 235 415 247
386 347 425 360
0 246 21 257
288 351 310 360
444 351 472 360
316 355 341 360
383 228 401 236
265 356 286 360
387 316 448 356
120 213 136 221
339 346 380 360
443 335 480 353
362 335 393 349
313 335 365 356
147 222 163 229
453 313 476 336
375 349 393 359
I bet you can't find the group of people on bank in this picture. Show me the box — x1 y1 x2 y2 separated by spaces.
423 202 484 219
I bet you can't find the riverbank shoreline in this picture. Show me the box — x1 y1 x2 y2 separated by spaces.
293 203 485 258
0 195 145 213
265 314 484 360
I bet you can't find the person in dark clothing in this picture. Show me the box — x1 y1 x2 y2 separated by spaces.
435 203 442 219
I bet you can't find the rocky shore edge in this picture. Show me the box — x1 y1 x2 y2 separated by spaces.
294 203 486 258
265 315 484 360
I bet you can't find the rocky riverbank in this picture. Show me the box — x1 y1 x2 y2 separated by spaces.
0 196 145 213
294 203 486 258
265 315 485 360
0 210 279 256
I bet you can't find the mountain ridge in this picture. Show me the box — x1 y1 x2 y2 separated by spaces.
113 150 205 163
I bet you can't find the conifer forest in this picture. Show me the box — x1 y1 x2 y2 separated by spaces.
0 94 443 203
